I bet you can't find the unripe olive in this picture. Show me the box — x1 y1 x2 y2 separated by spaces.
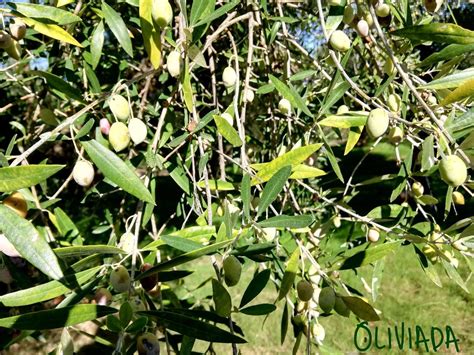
439 155 467 187
366 108 389 139
222 66 237 88
424 0 443 12
118 232 135 254
387 93 401 112
100 118 111 135
39 108 59 126
140 263 158 291
334 296 350 317
384 58 395 76
452 191 465 205
137 332 160 355
337 105 349 115
128 118 148 145
319 287 335 313
131 296 146 311
223 255 241 287
343 5 355 24
332 215 342 228
152 0 173 28
94 288 112 306
422 245 438 263
109 122 130 152
6 39 21 60
296 280 314 302
278 98 291 115
243 89 254 103
387 126 403 144
0 234 20 258
367 228 380 243
412 182 424 198
3 192 27 218
329 30 351 52
108 94 130 121
452 240 467 252
166 50 181 78
0 30 13 49
72 160 95 187
9 19 26 40
109 265 131 293
363 11 374 27
356 20 369 37
311 323 325 344
327 0 342 6
221 112 234 126
376 3 391 17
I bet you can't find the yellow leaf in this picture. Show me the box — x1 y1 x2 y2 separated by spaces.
22 18 82 47
289 165 326 179
344 126 363 155
57 0 75 7
139 0 162 69
440 78 474 106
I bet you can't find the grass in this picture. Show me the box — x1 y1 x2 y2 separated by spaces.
185 245 473 354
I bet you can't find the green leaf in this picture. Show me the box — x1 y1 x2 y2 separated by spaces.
418 195 439 206
241 174 251 222
193 0 240 27
252 144 323 184
0 205 63 280
391 23 474 45
137 310 246 343
338 241 401 270
161 235 202 252
22 18 83 47
106 315 123 332
239 269 271 308
420 69 474 90
441 259 469 293
257 215 313 229
139 0 161 69
281 301 288 345
289 165 326 180
196 179 234 191
213 115 242 147
257 165 292 218
190 0 215 26
268 75 312 117
212 279 232 317
0 267 101 307
0 305 116 330
102 1 133 57
277 247 300 301
158 270 193 282
30 71 83 102
319 113 368 128
91 21 105 70
183 62 194 112
54 245 124 258
119 302 133 327
125 316 148 333
320 82 351 115
345 126 363 155
240 304 276 316
10 3 81 25
440 78 474 106
136 240 232 280
81 140 154 204
446 108 474 139
0 165 64 192
420 134 435 172
420 44 474 67
341 297 380 321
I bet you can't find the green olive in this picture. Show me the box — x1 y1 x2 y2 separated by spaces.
439 155 468 187
223 255 241 287
318 287 336 313
296 280 314 302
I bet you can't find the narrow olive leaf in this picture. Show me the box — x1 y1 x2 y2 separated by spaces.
421 135 435 172
341 297 380 321
239 269 271 308
441 259 470 293
10 3 81 25
22 18 83 47
277 247 300 301
0 305 117 330
446 108 474 139
161 235 202 252
420 69 474 90
142 226 216 250
371 259 385 302
241 174 251 222
183 62 194 112
54 245 124 258
257 215 313 229
268 74 312 117
30 71 83 102
257 165 292 218
81 140 154 204
289 165 326 180
139 0 161 69
0 266 101 307
91 21 105 69
0 205 63 280
213 115 243 147
137 311 246 343
0 165 64 192
320 82 351 115
440 78 474 106
212 279 232 317
158 270 193 282
102 1 133 57
345 126 363 155
196 179 234 191
193 0 240 27
391 23 474 45
119 302 133 327
338 241 401 270
190 0 215 26
136 240 232 280
240 304 276 316
420 43 474 67
281 301 288 345
319 113 368 128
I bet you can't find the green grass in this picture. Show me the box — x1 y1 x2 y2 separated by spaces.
184 246 473 354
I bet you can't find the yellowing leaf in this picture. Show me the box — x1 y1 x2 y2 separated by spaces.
22 18 82 47
345 126 363 155
197 180 235 191
289 164 326 179
440 78 474 106
139 0 162 68
57 0 75 6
